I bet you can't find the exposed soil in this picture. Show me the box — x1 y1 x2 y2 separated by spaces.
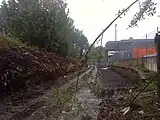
73 66 101 120
98 66 160 120
0 67 88 120
1 48 159 120
0 47 80 96
0 46 83 120
99 66 140 89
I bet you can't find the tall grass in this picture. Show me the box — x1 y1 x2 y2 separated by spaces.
0 35 38 50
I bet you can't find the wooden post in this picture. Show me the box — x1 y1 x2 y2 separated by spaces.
155 31 160 97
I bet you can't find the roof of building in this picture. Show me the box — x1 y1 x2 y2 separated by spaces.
105 39 155 51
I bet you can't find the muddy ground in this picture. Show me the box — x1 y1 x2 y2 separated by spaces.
1 65 159 120
98 66 160 120
0 67 85 120
100 66 140 89
0 66 100 120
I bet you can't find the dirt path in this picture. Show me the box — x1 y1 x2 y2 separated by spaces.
73 66 101 120
58 65 102 120
0 65 103 120
0 67 93 120
1 65 147 120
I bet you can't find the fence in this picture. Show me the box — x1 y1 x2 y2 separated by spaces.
113 56 157 72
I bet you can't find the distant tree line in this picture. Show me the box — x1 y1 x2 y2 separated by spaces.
89 46 105 61
0 0 89 57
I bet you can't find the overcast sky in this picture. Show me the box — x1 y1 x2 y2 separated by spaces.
0 0 160 46
66 0 160 46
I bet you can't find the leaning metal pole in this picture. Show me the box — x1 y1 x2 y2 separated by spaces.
84 0 139 62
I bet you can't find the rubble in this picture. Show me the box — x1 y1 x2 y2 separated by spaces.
97 66 160 120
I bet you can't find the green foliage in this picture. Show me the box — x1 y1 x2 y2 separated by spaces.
128 0 157 28
91 52 104 60
0 35 26 48
51 86 82 115
0 0 89 56
137 65 150 73
117 0 157 28
52 87 74 106
0 35 38 50
89 46 105 61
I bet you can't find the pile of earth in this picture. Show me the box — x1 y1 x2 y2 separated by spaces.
0 46 81 96
98 66 159 120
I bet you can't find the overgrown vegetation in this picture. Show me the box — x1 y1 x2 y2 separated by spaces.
51 87 82 115
0 0 89 57
137 65 150 73
89 46 105 62
47 69 94 119
0 35 39 50
97 66 160 120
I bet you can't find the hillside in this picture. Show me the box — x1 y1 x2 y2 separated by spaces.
0 36 80 97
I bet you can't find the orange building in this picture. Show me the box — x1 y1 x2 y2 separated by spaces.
132 48 156 58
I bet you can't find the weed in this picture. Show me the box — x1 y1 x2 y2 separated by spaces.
51 86 82 114
0 35 38 50
137 65 150 73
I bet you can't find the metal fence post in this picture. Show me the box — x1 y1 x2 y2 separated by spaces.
155 31 160 97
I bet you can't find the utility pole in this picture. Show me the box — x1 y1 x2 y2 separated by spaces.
84 0 139 58
115 24 117 41
146 34 148 59
155 30 160 97
98 34 104 70
137 39 139 60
